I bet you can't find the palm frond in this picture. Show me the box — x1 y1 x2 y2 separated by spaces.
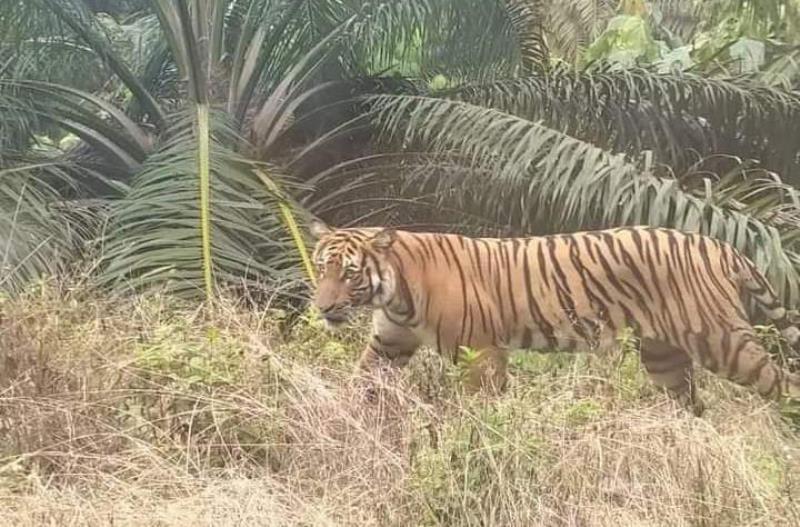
325 0 532 80
99 111 304 298
0 79 152 170
0 158 105 294
449 67 800 180
364 94 800 305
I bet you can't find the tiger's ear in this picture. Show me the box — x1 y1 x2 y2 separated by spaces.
310 220 332 239
371 228 397 251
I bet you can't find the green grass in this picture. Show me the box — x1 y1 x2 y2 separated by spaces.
1 287 799 526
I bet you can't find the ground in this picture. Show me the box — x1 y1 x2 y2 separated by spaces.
1 284 799 526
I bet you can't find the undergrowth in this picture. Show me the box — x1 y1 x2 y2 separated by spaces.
1 283 799 526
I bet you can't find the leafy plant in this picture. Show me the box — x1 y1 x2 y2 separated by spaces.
583 15 664 67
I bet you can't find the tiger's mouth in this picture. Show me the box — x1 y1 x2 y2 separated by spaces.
322 313 349 329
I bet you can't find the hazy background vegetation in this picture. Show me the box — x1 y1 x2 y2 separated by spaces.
2 1 800 525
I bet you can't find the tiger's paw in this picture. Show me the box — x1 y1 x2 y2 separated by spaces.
672 391 706 417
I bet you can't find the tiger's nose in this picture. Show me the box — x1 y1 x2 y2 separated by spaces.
314 294 337 313
315 301 348 326
316 302 335 314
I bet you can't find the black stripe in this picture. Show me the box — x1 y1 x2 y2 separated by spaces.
394 238 416 260
434 235 453 268
470 239 485 282
567 236 615 337
678 236 715 334
641 236 667 309
480 240 494 282
505 242 520 324
630 229 646 260
470 279 489 335
486 310 499 345
648 229 663 266
665 230 682 268
547 237 582 330
600 232 622 264
536 241 552 290
422 235 438 260
465 306 475 344
381 307 409 327
593 245 635 300
523 243 557 348
638 237 672 338
441 236 470 345
698 237 746 319
663 257 692 333
391 265 416 323
581 235 599 265
618 245 652 298
619 303 640 333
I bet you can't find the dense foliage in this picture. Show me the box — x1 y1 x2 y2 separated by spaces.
2 0 800 306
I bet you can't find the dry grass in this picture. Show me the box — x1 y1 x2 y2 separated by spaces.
1 284 799 526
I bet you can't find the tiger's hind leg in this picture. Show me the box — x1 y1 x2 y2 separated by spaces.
695 328 800 402
464 346 509 395
641 339 705 416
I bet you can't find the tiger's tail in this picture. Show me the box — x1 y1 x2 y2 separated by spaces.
736 255 800 352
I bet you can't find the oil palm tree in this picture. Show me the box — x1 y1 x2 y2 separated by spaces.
0 0 532 298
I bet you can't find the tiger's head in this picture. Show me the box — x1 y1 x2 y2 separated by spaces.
310 221 397 328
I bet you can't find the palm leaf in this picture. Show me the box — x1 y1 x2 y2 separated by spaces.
99 111 303 297
0 80 152 171
0 158 105 294
449 66 800 180
323 0 533 80
363 94 800 306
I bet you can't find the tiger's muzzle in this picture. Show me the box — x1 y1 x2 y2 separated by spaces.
318 305 351 328
313 282 354 328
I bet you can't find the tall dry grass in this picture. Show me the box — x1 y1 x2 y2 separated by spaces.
1 284 799 526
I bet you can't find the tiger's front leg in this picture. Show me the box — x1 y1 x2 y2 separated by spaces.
354 310 421 393
464 347 509 395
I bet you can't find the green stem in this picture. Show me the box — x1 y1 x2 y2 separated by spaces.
279 202 317 287
255 170 316 286
197 103 213 301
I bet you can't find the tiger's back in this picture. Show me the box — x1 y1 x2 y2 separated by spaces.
311 223 800 413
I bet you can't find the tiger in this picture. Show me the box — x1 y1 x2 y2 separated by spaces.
310 221 800 414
